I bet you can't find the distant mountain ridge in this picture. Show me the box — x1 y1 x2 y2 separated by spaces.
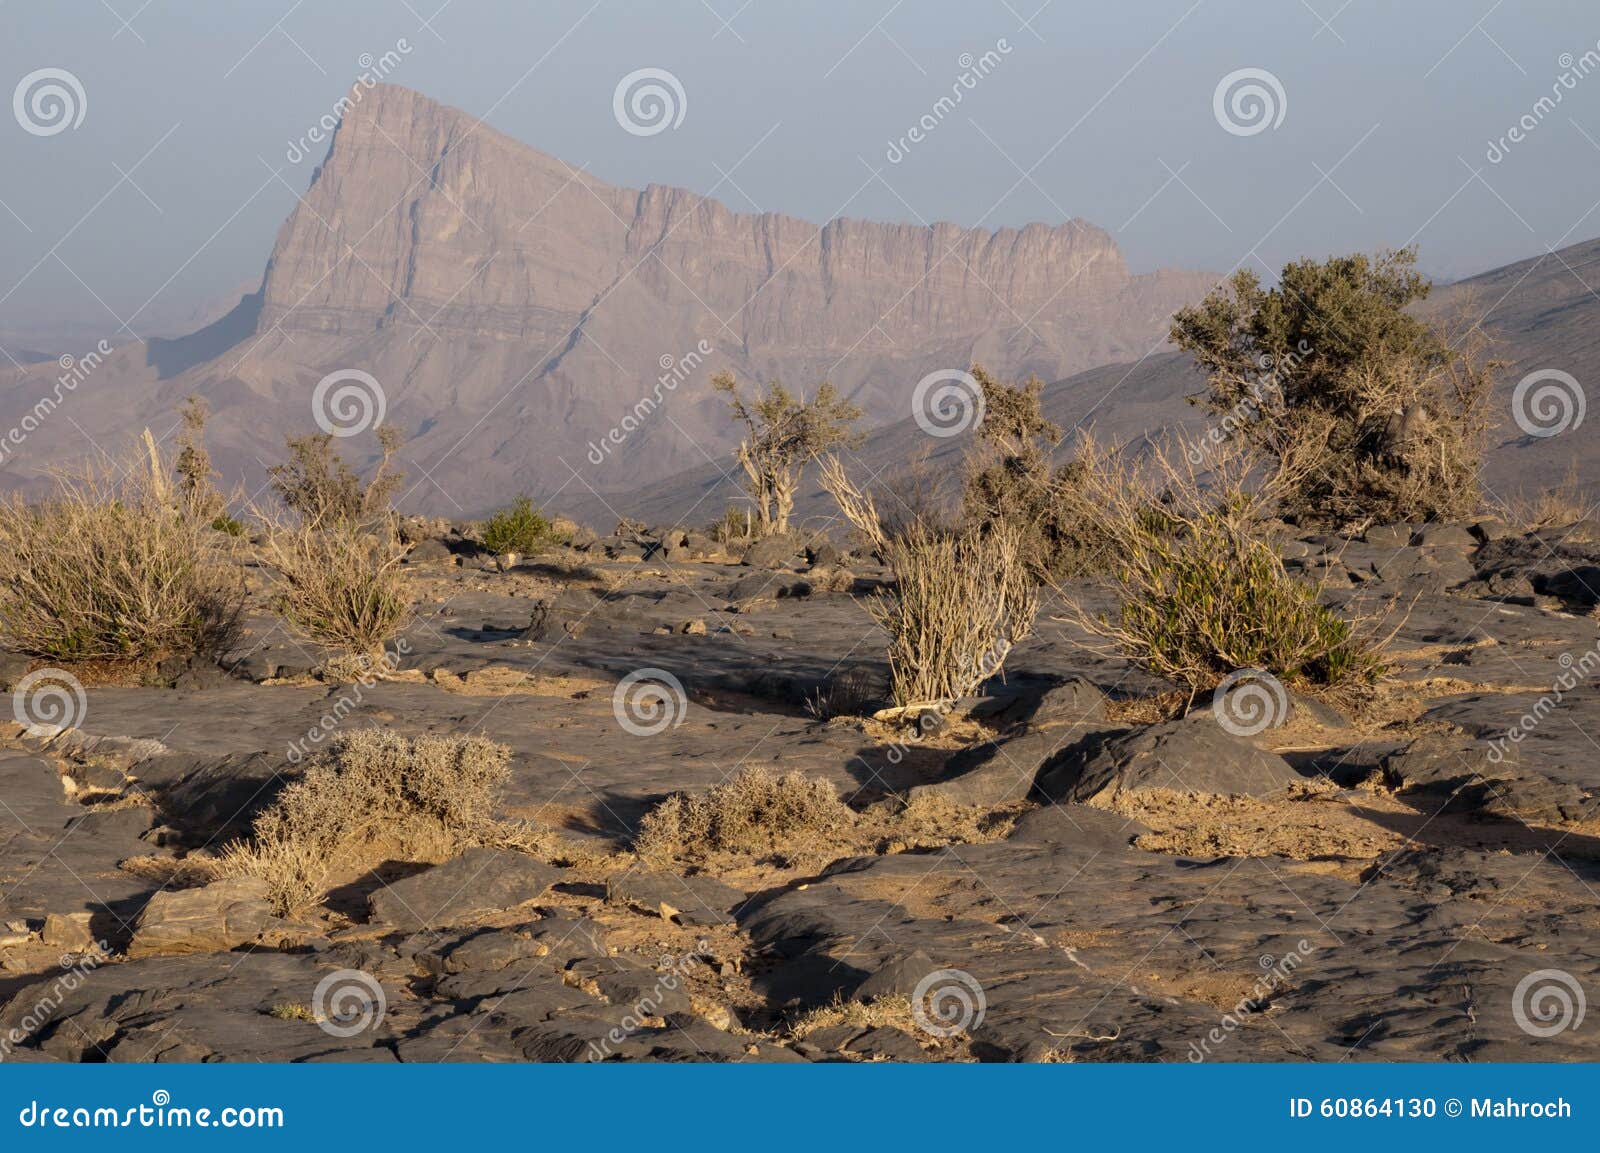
0 84 1212 511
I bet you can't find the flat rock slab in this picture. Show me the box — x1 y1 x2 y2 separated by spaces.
367 848 564 931
128 877 278 958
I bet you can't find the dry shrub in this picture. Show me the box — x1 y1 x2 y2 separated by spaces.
819 457 1039 708
256 518 412 659
1061 436 1385 698
218 730 529 914
269 427 403 530
874 524 1038 707
635 767 854 860
1496 462 1595 532
0 444 242 664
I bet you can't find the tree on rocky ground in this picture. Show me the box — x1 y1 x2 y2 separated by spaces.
1168 247 1500 528
711 371 863 536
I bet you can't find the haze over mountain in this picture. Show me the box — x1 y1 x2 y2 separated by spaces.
605 236 1600 529
0 84 1212 513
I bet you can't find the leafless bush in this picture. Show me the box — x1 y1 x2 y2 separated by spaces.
217 730 532 914
635 767 854 860
0 442 242 665
820 455 1038 707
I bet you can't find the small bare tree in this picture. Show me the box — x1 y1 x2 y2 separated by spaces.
712 371 862 536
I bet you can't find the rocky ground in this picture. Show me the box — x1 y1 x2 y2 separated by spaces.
2 517 1599 1063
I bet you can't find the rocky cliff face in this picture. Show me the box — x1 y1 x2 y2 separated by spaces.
0 84 1213 513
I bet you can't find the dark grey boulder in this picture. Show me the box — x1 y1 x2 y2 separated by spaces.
1037 712 1303 803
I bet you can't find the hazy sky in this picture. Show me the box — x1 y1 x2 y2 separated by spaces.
4 0 1600 341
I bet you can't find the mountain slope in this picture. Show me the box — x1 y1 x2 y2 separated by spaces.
605 238 1600 528
0 84 1213 512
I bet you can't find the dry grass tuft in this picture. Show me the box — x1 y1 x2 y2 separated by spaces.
788 994 921 1043
255 519 412 660
820 456 1038 708
0 445 242 665
218 730 536 914
636 767 854 861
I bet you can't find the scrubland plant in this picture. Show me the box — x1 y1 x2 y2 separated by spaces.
960 366 1108 578
0 438 242 666
712 371 863 537
218 730 538 914
636 767 854 860
478 494 552 555
255 512 411 664
820 456 1038 708
1169 248 1499 528
1059 436 1386 699
268 426 403 531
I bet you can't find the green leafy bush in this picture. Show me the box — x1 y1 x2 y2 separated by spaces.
479 495 551 555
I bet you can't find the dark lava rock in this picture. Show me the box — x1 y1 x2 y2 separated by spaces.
403 539 457 567
741 534 804 569
367 848 564 931
1380 734 1596 824
606 871 748 926
1037 712 1303 803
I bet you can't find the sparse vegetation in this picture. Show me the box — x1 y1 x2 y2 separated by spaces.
821 455 1039 707
174 395 225 522
218 730 535 915
478 494 552 555
1060 437 1386 698
635 767 854 860
961 366 1107 578
256 518 412 660
0 443 242 666
1169 248 1500 528
712 371 863 537
268 427 404 529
